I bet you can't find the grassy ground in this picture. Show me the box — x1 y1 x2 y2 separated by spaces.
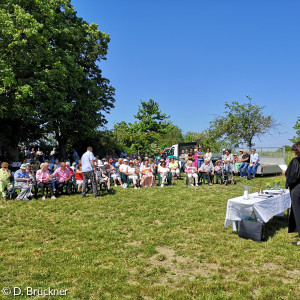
1 175 300 299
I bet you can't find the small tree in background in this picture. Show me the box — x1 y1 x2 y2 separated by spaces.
211 95 279 148
112 99 183 156
289 117 300 144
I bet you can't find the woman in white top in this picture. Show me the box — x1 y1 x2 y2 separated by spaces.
126 161 140 189
223 149 234 173
158 161 170 187
204 147 212 162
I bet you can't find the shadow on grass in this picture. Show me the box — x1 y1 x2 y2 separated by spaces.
264 215 289 241
99 189 117 196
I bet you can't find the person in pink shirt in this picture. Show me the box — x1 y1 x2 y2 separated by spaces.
185 161 199 186
50 162 72 195
36 162 56 200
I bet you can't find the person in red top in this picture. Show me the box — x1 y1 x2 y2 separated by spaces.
75 163 83 193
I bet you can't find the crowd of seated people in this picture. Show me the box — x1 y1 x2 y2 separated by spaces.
0 146 260 200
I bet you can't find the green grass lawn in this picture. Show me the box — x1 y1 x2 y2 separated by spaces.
1 175 300 299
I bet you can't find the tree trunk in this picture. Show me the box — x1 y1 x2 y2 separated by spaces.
57 136 67 161
247 139 253 151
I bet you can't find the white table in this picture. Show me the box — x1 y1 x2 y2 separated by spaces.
224 190 291 231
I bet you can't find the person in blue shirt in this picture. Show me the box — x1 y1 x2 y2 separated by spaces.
81 146 98 198
73 149 79 164
14 164 33 200
197 146 205 168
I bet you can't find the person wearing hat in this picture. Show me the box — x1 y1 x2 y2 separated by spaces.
14 164 33 200
214 160 224 184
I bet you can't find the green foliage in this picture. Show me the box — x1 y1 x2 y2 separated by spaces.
112 99 183 156
285 148 295 165
211 96 278 148
184 130 222 152
0 0 115 158
289 117 300 144
133 99 170 133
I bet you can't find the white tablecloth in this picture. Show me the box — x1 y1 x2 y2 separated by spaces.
224 190 291 231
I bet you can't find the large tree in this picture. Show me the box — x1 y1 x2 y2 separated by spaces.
211 96 279 148
0 0 115 159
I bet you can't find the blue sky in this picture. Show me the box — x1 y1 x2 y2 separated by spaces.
72 0 300 147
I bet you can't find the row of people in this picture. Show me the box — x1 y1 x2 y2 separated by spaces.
0 147 260 199
179 147 260 179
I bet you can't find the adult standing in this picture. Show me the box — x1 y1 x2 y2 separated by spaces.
204 147 212 162
197 146 205 168
36 147 44 163
73 149 79 164
188 149 194 162
81 146 98 198
285 142 300 246
29 147 36 164
160 150 167 161
120 150 127 158
179 150 187 172
193 147 199 168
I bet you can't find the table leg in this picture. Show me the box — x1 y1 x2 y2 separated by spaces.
232 221 240 232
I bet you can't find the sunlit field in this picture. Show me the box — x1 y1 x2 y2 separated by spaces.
1 175 299 299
